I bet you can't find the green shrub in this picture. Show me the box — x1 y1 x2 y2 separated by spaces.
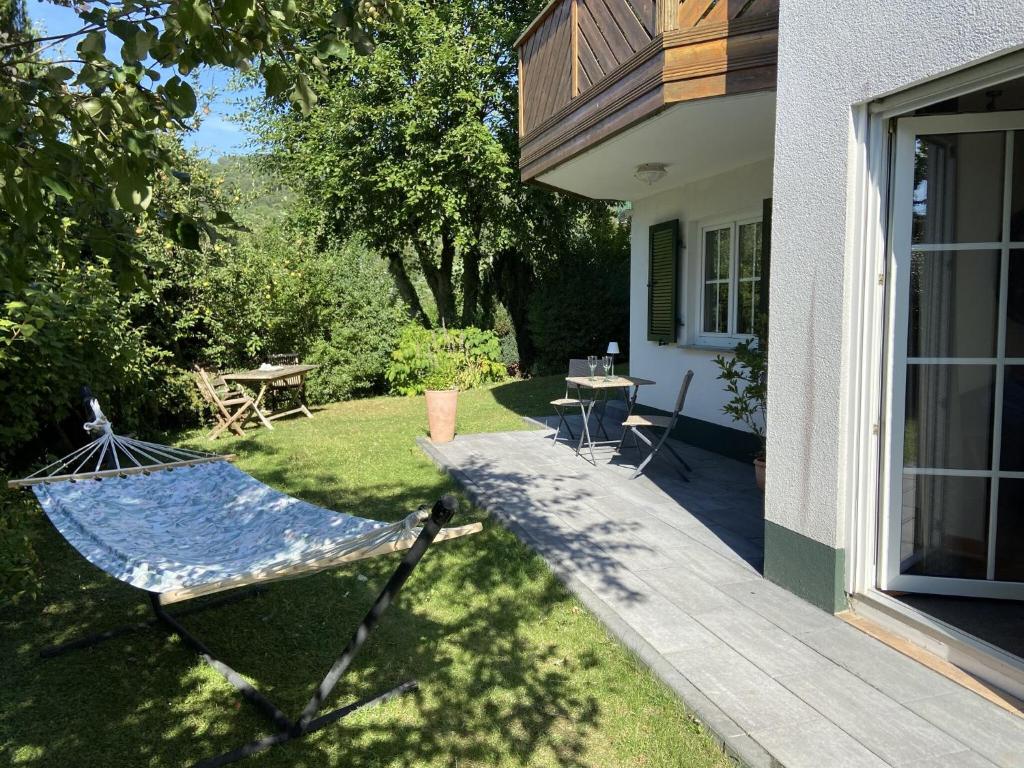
202 230 408 404
527 215 629 374
0 490 41 604
301 241 408 402
386 324 506 396
491 303 520 373
0 262 166 467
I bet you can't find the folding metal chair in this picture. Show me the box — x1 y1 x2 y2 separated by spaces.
550 358 595 460
620 369 694 480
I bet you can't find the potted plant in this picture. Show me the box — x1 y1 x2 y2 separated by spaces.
386 323 507 444
713 337 767 490
423 350 461 444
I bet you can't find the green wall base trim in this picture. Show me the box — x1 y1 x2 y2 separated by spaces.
630 404 761 462
763 520 848 613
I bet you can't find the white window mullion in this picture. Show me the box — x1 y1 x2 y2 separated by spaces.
729 222 738 336
912 241 1024 251
907 357 1024 365
986 129 1014 581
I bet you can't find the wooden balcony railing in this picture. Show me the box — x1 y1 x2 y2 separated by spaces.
516 0 778 181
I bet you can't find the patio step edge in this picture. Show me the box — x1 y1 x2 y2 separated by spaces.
416 435 775 768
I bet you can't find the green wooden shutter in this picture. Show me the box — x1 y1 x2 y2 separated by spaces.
647 219 679 343
758 198 772 343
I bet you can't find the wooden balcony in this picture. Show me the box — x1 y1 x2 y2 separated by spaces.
516 0 778 182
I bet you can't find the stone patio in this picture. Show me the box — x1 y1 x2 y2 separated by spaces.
419 416 1024 767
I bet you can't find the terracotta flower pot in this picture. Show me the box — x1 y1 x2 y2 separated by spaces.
754 457 766 491
425 389 458 443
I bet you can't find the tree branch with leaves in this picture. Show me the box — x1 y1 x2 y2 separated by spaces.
1 0 396 292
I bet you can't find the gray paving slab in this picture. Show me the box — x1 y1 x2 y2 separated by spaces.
751 717 890 768
634 564 748 616
662 540 763 583
799 624 965 703
612 593 721 655
603 508 708 549
717 578 839 636
777 667 967 765
418 429 1024 767
899 752 1000 768
594 533 685 572
904 688 1024 767
696 607 836 679
665 643 821 733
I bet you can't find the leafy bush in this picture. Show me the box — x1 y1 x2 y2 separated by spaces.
386 324 506 396
0 262 163 466
305 304 407 404
491 302 520 374
0 150 410 469
0 146 230 467
0 490 41 604
202 229 407 404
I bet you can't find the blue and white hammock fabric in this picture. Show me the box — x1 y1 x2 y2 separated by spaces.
12 400 476 604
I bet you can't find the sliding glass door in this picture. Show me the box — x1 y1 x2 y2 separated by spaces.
883 111 1024 599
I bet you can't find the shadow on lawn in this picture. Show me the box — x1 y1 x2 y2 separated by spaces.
486 374 566 421
1 467 601 767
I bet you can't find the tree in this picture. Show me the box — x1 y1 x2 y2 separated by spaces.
0 0 26 37
0 0 396 294
256 0 617 363
255 0 507 327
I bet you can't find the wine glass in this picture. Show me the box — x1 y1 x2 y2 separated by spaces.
587 355 597 380
602 355 612 379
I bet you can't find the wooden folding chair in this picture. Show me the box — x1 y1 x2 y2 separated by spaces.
266 352 313 418
550 359 595 458
194 367 257 440
620 369 695 480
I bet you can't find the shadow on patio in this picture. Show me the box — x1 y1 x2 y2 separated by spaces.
421 404 764 609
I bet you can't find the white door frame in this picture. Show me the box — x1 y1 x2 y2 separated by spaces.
880 110 1024 599
842 53 1024 604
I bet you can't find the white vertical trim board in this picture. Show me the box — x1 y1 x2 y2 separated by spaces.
843 104 892 597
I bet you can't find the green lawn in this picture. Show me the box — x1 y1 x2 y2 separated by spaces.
1 376 730 768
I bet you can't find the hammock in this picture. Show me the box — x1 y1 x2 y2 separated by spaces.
10 397 480 768
31 460 469 602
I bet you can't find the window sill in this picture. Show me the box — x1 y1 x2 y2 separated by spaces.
678 342 740 353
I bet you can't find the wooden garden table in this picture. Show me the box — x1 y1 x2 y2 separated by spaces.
565 375 655 460
222 364 317 430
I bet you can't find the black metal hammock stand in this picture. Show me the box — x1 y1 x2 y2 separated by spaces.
10 397 480 767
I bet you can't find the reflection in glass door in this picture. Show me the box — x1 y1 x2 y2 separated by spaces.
884 112 1024 599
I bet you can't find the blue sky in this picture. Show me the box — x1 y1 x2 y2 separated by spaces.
28 0 257 158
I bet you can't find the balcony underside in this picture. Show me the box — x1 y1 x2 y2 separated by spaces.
537 89 775 201
517 0 778 188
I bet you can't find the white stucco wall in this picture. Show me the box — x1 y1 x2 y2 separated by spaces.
768 1 1024 550
629 159 773 427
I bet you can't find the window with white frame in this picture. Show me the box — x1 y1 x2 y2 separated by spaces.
700 218 763 340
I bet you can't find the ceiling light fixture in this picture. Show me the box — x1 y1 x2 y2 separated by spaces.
634 163 668 186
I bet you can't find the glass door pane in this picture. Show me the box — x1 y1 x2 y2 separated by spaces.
903 364 994 470
901 475 990 579
994 479 1024 582
908 250 999 357
887 113 1024 598
912 131 1004 244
